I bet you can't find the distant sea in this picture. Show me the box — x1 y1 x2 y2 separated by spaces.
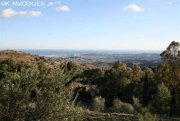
19 49 162 57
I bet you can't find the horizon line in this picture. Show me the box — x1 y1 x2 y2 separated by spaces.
0 48 163 51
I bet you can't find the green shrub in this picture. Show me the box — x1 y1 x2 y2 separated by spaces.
112 98 134 114
0 61 84 121
120 103 134 114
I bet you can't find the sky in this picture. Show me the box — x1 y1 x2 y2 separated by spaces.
0 0 180 50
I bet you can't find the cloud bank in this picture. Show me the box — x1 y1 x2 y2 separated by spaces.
0 8 42 18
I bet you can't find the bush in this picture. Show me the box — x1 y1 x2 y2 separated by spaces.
0 61 84 121
120 103 134 114
92 96 105 112
112 98 134 114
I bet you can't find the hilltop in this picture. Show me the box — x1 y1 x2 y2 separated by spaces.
0 50 38 62
0 50 58 68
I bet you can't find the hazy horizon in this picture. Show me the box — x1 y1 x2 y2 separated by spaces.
0 49 162 56
0 48 163 52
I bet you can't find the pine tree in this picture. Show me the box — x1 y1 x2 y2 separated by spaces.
150 83 171 115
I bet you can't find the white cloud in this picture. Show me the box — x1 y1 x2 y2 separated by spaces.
47 1 61 7
123 4 144 12
0 8 42 18
47 1 70 13
56 5 70 12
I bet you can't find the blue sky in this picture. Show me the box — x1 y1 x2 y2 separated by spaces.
0 0 180 50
